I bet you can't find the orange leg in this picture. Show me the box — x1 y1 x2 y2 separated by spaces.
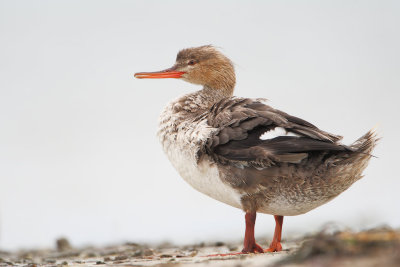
207 212 263 256
264 215 284 252
242 212 264 253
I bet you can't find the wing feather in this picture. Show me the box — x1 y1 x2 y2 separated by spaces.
205 97 348 168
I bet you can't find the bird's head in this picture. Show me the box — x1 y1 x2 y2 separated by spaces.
135 45 235 94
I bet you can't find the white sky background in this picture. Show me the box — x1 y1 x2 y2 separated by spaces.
0 0 399 250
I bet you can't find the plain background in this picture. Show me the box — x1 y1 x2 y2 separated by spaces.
1 0 399 250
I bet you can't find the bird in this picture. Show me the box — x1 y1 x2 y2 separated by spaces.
134 45 378 255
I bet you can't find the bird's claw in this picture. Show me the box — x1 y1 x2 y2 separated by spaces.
242 242 264 253
264 242 282 252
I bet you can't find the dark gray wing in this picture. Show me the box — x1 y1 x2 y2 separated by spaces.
205 97 349 168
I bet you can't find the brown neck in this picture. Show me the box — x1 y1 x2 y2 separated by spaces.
179 69 235 111
203 64 236 99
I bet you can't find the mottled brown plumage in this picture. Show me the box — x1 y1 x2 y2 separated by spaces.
134 45 378 255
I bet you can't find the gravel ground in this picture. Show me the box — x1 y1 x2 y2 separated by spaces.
1 227 399 267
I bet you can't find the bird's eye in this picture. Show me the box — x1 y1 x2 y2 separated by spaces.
188 60 196 65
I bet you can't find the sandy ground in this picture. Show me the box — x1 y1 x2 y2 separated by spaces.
1 227 399 267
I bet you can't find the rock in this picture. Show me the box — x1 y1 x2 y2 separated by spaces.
189 251 198 257
124 242 140 247
56 238 72 252
144 248 154 256
84 252 98 258
114 255 128 261
214 241 225 247
229 245 239 251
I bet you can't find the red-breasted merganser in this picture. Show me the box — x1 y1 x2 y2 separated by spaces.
134 45 377 254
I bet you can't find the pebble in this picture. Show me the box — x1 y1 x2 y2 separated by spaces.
114 255 128 261
56 238 72 252
214 241 225 247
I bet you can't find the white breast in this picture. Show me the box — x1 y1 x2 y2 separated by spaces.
158 100 243 210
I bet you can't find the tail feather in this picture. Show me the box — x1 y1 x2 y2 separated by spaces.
335 129 379 185
350 129 379 155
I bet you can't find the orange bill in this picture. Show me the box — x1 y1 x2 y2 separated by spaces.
134 68 185 79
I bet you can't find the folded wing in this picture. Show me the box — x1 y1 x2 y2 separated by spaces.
205 98 350 168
